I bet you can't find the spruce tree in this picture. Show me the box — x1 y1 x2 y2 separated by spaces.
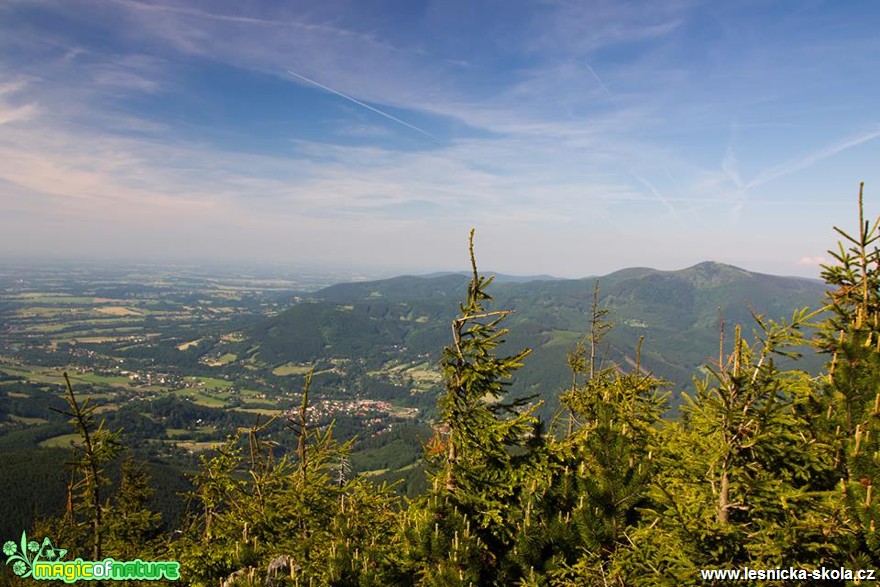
511 282 668 586
629 309 834 583
815 182 880 568
34 373 123 562
104 458 162 561
436 229 539 516
401 229 541 585
175 372 401 586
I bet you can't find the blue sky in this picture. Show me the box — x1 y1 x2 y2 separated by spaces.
1 0 878 278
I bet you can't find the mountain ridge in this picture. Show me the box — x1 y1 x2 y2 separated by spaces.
325 261 823 293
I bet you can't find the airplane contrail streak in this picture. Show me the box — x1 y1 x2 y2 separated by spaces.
286 69 436 141
632 172 676 216
584 62 611 96
746 127 880 189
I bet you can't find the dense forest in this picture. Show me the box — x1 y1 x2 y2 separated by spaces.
5 186 880 586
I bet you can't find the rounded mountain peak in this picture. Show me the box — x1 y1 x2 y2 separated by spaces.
682 261 753 286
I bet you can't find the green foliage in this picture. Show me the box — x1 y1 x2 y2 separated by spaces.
434 230 539 496
42 373 124 560
30 374 165 585
629 308 841 581
401 229 543 585
396 494 493 586
174 376 402 587
104 458 163 560
815 183 880 568
508 282 669 586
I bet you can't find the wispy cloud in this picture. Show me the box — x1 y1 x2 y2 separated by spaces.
0 79 28 97
0 79 38 125
525 0 687 56
89 54 167 94
0 102 37 125
105 0 394 49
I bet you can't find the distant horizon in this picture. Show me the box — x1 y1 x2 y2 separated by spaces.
0 254 827 284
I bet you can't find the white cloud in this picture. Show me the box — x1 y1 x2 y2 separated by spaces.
0 103 37 125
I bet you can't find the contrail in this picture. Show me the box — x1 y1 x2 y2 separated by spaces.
632 172 676 216
286 69 436 141
746 127 880 189
584 62 611 96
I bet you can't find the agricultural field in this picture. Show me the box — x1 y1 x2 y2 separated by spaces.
0 262 434 468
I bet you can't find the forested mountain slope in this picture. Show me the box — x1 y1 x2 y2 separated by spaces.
250 261 826 410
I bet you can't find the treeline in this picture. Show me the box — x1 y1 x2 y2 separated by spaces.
8 188 880 586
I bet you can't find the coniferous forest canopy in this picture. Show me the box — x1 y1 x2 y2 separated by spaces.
1 185 879 585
